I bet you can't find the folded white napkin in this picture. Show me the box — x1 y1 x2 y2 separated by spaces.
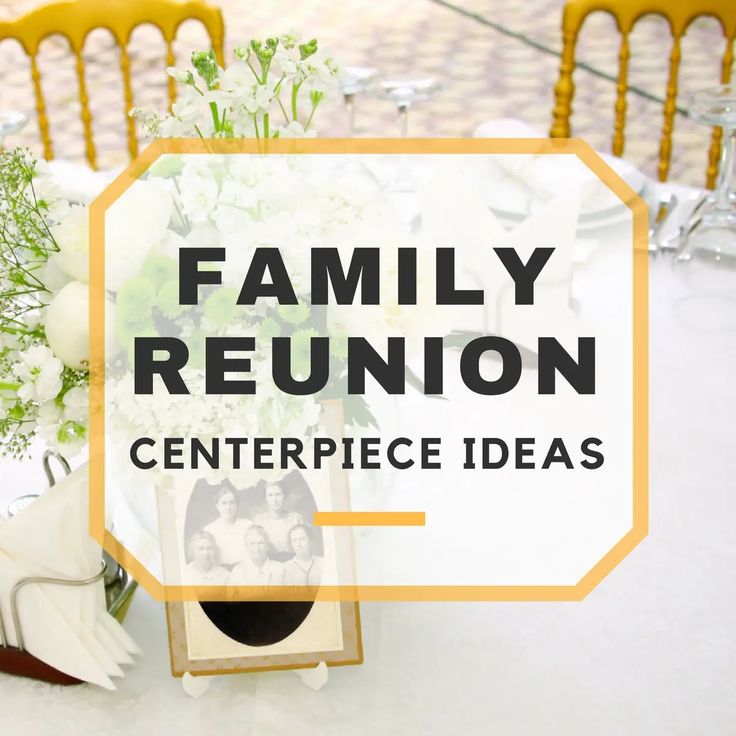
472 118 644 214
0 465 140 689
417 160 589 350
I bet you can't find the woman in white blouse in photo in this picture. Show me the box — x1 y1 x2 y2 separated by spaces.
185 531 229 585
228 525 285 587
253 482 303 560
283 524 323 587
202 488 253 568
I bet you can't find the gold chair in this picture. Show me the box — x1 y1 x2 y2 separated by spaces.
550 0 735 188
0 0 225 168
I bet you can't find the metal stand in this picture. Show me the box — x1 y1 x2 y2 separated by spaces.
0 563 106 685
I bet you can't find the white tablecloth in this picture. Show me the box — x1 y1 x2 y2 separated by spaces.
1 176 735 735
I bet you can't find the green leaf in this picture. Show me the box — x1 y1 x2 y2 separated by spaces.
342 394 379 430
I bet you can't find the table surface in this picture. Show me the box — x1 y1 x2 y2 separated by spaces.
1 190 735 735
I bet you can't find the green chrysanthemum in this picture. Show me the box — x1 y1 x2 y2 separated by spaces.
257 316 282 341
158 279 188 319
203 288 242 328
277 301 310 325
116 276 156 324
142 255 178 289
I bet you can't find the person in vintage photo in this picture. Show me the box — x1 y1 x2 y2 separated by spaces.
253 482 303 560
185 531 229 585
283 524 324 587
202 487 253 568
228 525 285 586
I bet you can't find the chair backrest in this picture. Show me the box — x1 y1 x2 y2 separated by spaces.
0 0 225 168
550 0 735 188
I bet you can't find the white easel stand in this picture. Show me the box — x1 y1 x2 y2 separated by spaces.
181 662 329 698
293 661 328 690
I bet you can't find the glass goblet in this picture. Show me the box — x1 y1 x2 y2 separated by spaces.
370 77 438 137
340 66 378 136
368 77 438 202
675 85 736 263
0 111 29 149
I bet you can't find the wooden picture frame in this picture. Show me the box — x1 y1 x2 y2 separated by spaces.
166 599 362 676
163 401 362 676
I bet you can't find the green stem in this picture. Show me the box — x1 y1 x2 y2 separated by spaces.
260 59 271 85
276 95 290 124
209 101 220 134
0 325 41 337
263 112 270 138
305 100 320 131
291 81 301 122
253 115 260 139
246 58 261 81
273 73 286 95
0 381 20 392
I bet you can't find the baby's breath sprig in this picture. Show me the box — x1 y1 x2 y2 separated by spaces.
0 149 59 339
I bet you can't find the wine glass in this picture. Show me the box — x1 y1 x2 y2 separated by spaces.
0 110 29 149
370 77 438 137
672 85 736 332
675 85 736 263
368 77 438 205
340 66 378 136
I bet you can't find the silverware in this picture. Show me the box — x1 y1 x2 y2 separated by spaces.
648 192 678 254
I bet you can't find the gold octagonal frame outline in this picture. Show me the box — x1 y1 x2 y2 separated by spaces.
89 137 648 602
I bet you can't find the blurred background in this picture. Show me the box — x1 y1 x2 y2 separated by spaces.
0 0 733 185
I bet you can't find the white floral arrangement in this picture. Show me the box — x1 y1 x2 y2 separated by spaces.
0 150 91 457
0 34 448 480
132 33 339 140
0 33 341 463
104 151 393 488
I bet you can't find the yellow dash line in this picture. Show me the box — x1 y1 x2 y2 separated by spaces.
313 511 426 527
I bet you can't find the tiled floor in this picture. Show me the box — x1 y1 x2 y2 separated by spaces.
0 0 733 186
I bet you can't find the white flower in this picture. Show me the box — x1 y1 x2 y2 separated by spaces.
272 48 299 79
171 85 204 123
158 115 191 138
244 83 274 115
219 62 252 98
37 391 88 456
44 281 90 369
106 180 172 291
50 204 89 282
219 179 259 210
167 66 192 84
41 254 74 294
62 385 88 422
213 179 258 234
184 221 221 247
13 345 64 403
31 159 61 204
179 174 219 223
276 121 316 138
37 400 63 438
44 281 117 369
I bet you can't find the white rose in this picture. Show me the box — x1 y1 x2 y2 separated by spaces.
40 254 74 294
51 205 89 282
106 180 172 292
45 281 117 369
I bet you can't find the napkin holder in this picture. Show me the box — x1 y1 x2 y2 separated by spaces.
0 562 106 685
0 452 139 685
